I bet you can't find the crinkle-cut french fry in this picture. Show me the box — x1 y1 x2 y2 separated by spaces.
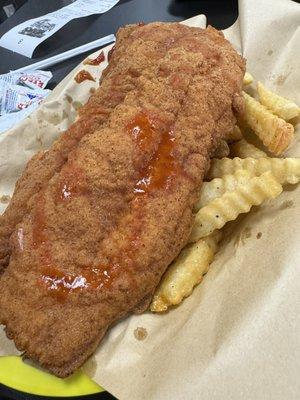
242 91 294 155
208 157 300 185
195 169 252 211
257 82 300 121
230 139 267 159
150 231 221 312
243 72 254 85
189 171 282 242
225 125 243 142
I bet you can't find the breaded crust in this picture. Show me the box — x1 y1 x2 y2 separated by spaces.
0 22 194 271
0 23 245 377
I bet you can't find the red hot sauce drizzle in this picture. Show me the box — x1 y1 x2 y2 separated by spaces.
74 70 95 83
34 164 122 300
126 111 181 195
36 111 181 301
39 264 120 302
83 51 105 66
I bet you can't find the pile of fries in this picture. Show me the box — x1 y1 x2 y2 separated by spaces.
151 73 300 313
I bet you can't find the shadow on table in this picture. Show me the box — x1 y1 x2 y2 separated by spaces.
168 0 238 29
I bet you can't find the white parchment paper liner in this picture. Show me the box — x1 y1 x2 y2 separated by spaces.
0 2 299 399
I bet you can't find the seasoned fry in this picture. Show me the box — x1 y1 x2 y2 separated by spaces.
242 91 294 155
195 169 252 211
243 72 254 86
150 231 221 312
208 157 300 185
189 171 282 242
230 139 267 158
225 125 243 142
153 72 300 314
257 82 300 121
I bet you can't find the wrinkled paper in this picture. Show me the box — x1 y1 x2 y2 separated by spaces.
0 1 299 399
0 0 120 57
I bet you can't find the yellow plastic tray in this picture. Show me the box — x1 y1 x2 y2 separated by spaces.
0 356 103 397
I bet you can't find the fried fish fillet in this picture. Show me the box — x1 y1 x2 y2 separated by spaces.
0 23 245 377
0 25 137 271
0 22 193 271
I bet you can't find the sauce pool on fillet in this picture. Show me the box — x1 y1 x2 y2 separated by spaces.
74 70 95 83
36 112 182 301
39 264 120 301
127 111 181 194
83 51 105 66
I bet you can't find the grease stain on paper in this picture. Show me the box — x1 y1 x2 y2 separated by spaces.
65 94 73 103
279 200 294 210
0 195 11 204
134 327 148 341
48 113 62 125
36 136 43 147
38 110 63 126
275 72 291 86
0 194 11 204
234 226 252 248
62 110 68 120
73 101 83 111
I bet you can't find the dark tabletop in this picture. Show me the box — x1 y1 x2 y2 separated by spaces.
0 0 238 88
0 0 237 399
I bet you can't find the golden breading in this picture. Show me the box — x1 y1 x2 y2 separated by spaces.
0 24 142 272
0 23 245 377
